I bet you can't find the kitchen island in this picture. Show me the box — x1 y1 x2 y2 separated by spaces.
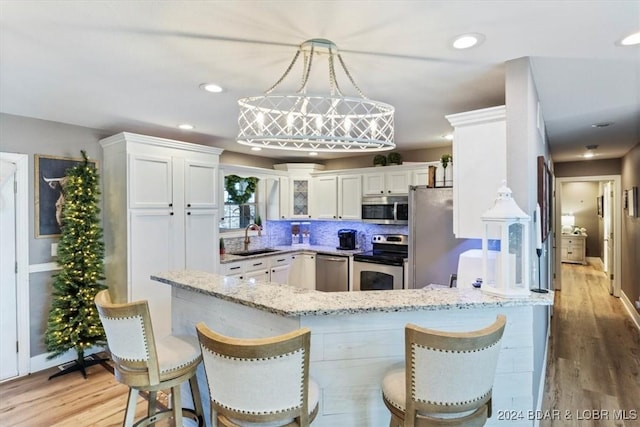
152 271 554 427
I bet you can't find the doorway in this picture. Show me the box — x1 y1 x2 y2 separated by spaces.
554 175 621 297
0 152 29 381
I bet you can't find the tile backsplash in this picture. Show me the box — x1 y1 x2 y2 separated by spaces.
220 220 408 253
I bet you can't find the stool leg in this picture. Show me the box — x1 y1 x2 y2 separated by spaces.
124 388 138 427
148 390 157 417
172 384 183 426
189 375 204 424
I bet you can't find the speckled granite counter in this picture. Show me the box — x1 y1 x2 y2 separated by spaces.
152 270 553 317
156 271 553 427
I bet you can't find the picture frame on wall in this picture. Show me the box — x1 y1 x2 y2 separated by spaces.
629 186 638 217
35 154 98 238
537 156 552 242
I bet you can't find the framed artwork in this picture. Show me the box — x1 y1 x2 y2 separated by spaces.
537 156 552 242
629 186 638 217
597 195 603 218
35 154 97 238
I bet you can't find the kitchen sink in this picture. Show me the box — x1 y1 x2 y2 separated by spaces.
231 248 280 256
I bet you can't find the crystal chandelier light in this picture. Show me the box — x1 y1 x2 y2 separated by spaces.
237 39 395 153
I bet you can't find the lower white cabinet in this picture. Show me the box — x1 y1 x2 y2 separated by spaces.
289 253 316 290
270 254 293 284
561 235 587 265
221 254 292 283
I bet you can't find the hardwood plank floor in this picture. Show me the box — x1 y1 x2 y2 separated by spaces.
541 259 640 427
1 259 638 426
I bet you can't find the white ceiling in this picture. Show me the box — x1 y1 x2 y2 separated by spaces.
1 1 638 163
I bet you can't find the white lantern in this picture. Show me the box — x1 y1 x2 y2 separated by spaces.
481 181 531 298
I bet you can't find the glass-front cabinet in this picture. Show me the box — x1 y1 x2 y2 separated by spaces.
290 177 311 218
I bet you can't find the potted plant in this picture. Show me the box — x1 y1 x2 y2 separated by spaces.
255 215 262 236
219 237 225 255
387 152 402 165
440 153 452 169
373 154 387 167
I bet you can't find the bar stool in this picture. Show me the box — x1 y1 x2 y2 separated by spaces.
95 289 204 426
196 322 319 426
382 315 506 427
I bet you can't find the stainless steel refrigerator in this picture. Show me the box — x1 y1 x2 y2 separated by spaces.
408 186 477 288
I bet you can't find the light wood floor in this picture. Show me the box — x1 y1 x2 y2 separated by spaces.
541 259 640 427
1 260 639 426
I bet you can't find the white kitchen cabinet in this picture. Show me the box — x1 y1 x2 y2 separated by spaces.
185 209 220 272
270 254 293 284
289 253 316 290
311 173 362 220
362 170 410 195
561 235 587 265
312 175 338 219
100 132 222 337
446 106 506 238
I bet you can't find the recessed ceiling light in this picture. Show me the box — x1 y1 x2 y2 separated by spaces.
583 152 595 159
583 144 598 159
443 133 454 141
308 152 318 156
250 147 262 151
452 33 485 49
619 31 640 46
177 123 194 130
200 83 224 93
591 122 613 128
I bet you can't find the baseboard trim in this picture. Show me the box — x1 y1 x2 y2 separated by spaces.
30 346 106 374
621 291 640 331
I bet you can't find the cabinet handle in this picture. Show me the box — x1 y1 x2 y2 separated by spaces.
276 258 285 262
253 262 263 267
229 266 241 271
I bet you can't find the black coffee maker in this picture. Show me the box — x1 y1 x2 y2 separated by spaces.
337 229 357 250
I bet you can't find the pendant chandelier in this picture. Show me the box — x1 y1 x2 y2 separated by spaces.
237 39 395 153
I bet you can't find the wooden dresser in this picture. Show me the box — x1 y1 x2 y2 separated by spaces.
561 234 587 265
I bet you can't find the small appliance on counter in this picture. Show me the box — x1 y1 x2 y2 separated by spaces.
337 229 357 250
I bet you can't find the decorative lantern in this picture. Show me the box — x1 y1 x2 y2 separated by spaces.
481 181 531 298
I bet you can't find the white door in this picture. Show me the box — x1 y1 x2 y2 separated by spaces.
0 160 18 380
338 174 362 220
603 181 614 294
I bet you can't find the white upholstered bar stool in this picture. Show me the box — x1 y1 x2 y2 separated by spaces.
95 289 204 426
382 315 506 427
195 322 319 427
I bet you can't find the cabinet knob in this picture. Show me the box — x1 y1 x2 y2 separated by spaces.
380 190 383 194
170 212 174 216
187 203 191 207
187 212 191 215
169 203 173 207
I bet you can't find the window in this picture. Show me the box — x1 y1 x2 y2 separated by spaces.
220 175 259 231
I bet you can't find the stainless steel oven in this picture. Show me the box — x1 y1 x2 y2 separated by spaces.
352 234 407 291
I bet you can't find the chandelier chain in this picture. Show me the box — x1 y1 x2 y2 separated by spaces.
264 49 301 95
298 43 315 94
328 46 343 97
337 53 368 99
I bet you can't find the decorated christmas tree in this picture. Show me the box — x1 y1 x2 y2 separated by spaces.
44 151 107 379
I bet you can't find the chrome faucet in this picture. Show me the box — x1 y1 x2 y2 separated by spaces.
244 223 259 250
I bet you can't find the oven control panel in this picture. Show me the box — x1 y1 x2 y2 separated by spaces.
371 234 408 245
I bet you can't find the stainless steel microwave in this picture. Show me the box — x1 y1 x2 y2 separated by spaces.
361 196 409 225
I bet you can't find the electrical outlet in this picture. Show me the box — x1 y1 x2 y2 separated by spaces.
51 243 58 257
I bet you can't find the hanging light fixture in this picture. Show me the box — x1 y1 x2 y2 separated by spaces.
237 39 395 153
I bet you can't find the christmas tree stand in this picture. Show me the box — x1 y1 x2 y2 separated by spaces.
48 351 110 380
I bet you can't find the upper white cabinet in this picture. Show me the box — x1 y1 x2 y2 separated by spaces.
272 164 325 219
311 174 362 220
446 106 506 239
363 170 411 195
185 160 219 209
100 132 223 337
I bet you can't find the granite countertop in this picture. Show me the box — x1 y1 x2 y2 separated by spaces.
152 270 555 317
220 244 362 264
